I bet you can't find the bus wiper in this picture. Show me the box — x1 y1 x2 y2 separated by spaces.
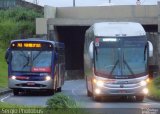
123 59 134 75
33 51 42 61
110 60 119 75
22 56 30 69
19 51 31 70
19 51 28 59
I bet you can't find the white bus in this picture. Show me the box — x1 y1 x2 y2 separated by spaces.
84 22 153 101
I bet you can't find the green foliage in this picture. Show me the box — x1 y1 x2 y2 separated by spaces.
0 7 42 22
148 77 160 99
0 6 43 48
0 102 41 109
45 93 83 114
46 93 79 109
0 48 8 88
153 76 160 87
0 20 19 46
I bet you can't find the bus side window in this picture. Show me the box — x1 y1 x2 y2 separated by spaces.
57 48 64 63
55 52 58 61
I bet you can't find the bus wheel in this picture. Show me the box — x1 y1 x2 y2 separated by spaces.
87 89 92 97
48 89 54 95
13 89 19 96
136 95 144 102
57 87 62 92
93 95 101 102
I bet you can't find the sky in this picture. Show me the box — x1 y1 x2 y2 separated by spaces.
26 0 160 7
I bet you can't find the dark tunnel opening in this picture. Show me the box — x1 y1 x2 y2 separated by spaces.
56 26 89 79
142 25 158 32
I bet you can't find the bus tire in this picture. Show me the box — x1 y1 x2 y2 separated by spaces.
136 95 144 102
48 89 54 95
87 89 92 97
86 78 93 97
93 95 101 102
13 89 19 96
57 87 62 92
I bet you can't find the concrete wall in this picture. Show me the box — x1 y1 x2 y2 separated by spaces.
157 2 160 75
36 6 57 40
36 18 48 35
44 5 56 18
46 5 158 26
56 5 157 19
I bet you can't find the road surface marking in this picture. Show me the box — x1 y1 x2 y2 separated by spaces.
0 94 11 102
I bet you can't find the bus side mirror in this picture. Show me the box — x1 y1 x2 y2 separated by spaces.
89 41 93 59
148 41 153 57
5 50 12 64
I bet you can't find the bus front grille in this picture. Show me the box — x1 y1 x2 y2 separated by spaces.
16 83 46 87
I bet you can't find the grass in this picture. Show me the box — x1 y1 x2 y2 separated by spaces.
46 93 80 109
0 102 39 108
148 77 160 100
0 47 8 88
45 93 84 114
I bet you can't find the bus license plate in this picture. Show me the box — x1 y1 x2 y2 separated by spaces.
119 90 126 93
27 82 35 86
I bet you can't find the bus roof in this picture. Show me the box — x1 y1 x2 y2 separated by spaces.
92 22 146 37
11 38 64 48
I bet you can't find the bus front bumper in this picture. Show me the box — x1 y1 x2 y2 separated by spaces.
8 79 54 90
93 86 148 97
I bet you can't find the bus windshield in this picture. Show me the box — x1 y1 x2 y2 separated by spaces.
11 51 52 72
94 37 147 78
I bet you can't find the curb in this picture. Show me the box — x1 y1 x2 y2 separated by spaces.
147 96 160 102
0 89 12 96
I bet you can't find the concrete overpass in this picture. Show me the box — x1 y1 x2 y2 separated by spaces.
36 2 160 79
47 6 157 26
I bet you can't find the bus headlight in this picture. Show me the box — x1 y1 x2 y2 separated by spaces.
146 78 150 83
93 79 104 87
11 76 16 80
143 88 149 94
45 76 51 81
140 80 147 86
95 88 101 94
96 80 104 87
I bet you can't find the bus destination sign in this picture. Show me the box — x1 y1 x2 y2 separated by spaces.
12 42 42 48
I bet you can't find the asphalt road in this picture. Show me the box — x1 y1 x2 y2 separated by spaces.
1 80 160 114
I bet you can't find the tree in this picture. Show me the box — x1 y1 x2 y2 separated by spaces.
0 6 43 48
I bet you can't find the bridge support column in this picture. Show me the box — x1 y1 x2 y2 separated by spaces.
157 2 160 75
47 24 58 41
